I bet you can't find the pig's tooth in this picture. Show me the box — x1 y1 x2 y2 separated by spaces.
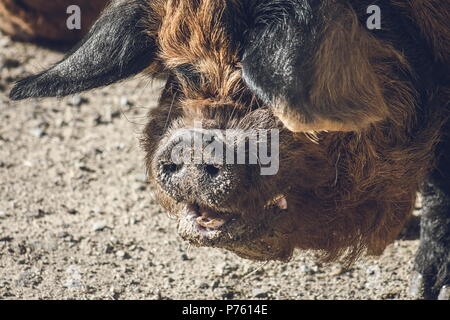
205 218 226 229
196 217 226 229
265 195 287 209
277 196 288 210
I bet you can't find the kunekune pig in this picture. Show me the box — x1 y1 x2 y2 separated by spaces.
9 0 450 299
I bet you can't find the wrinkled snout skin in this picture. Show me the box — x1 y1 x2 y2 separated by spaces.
154 128 252 206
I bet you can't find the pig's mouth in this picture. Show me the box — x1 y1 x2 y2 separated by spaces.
177 195 293 261
178 203 242 243
189 203 238 230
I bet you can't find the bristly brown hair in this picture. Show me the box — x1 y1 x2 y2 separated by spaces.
395 0 450 65
144 0 251 112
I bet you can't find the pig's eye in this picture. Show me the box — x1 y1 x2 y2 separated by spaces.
174 63 202 87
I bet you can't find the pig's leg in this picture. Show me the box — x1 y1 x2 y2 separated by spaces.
411 131 450 300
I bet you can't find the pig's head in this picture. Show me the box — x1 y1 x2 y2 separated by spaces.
11 0 432 262
141 81 336 261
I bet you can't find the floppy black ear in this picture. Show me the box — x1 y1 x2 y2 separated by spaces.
241 1 321 128
10 0 156 100
241 1 415 132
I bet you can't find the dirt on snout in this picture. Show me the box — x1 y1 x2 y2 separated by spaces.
0 31 420 300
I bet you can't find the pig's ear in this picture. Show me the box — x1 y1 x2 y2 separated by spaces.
241 2 315 129
10 0 157 100
241 2 397 132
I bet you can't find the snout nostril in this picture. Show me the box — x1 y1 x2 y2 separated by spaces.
205 164 220 177
162 163 182 175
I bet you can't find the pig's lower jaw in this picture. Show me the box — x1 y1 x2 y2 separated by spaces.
176 202 294 262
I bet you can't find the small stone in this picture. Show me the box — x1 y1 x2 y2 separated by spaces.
167 277 175 283
4 76 14 83
329 265 345 276
0 236 13 242
116 250 131 259
0 210 6 218
23 161 33 167
0 36 11 48
68 95 87 107
2 58 20 69
56 231 71 239
67 209 78 215
366 265 379 276
109 236 119 244
29 128 45 137
221 291 235 299
16 271 42 287
104 244 114 254
120 96 133 107
94 114 109 125
299 265 316 275
92 222 107 232
134 173 147 183
181 253 192 261
381 291 400 299
111 110 121 119
409 272 424 299
63 276 82 289
197 282 209 289
252 288 269 298
211 279 220 289
136 185 146 192
100 105 114 124
215 262 229 276
79 166 96 173
110 285 124 299
438 286 450 300
30 209 47 218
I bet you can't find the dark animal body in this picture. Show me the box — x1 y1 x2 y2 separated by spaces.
8 0 450 299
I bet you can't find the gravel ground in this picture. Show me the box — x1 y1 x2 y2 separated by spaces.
0 31 421 300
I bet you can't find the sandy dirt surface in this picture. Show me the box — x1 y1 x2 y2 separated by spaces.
0 31 421 300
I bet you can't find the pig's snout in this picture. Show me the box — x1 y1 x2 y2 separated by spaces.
154 129 244 206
